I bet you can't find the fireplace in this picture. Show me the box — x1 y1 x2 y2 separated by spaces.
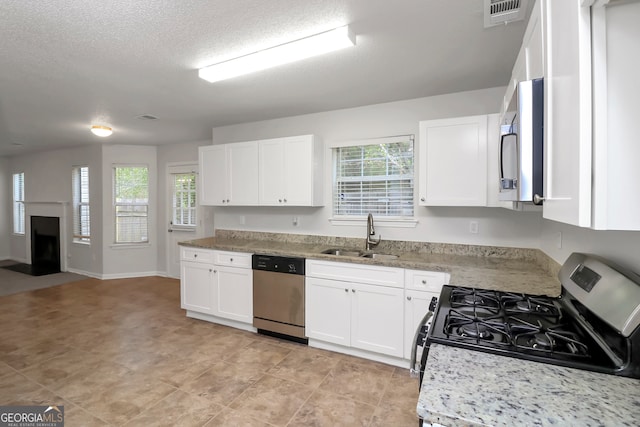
30 215 61 275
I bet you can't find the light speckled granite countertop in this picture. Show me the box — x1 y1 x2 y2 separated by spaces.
418 344 640 426
179 230 561 296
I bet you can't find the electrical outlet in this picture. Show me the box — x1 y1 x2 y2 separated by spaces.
292 216 299 227
469 221 479 234
239 215 246 225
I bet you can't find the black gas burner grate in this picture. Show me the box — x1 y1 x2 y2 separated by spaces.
500 292 561 319
450 288 501 315
509 317 589 357
443 309 511 346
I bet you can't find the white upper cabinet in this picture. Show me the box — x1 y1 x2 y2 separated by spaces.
542 0 593 227
199 145 227 206
227 142 260 205
199 142 259 206
200 134 322 207
259 135 323 206
590 2 640 230
418 115 488 206
524 0 544 80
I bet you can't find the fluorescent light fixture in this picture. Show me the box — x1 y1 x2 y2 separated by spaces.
198 25 355 83
90 125 113 137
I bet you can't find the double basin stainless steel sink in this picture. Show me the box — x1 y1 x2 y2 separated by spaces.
321 248 399 261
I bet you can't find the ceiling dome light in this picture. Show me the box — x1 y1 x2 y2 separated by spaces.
90 125 113 137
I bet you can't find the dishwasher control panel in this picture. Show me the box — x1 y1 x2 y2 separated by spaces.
252 254 305 275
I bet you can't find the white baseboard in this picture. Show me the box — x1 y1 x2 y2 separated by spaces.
100 271 169 280
186 311 257 333
308 339 409 369
66 267 102 279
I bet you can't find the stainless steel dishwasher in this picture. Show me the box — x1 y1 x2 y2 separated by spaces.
252 254 307 343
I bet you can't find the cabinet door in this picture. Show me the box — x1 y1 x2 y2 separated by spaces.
542 0 592 227
258 139 285 205
282 136 314 206
403 290 438 359
199 145 227 206
181 261 214 314
214 265 253 324
228 141 259 205
350 283 404 357
418 115 488 206
305 277 351 346
524 0 544 80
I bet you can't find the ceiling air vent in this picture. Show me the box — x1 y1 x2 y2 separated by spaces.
484 0 528 28
135 114 159 120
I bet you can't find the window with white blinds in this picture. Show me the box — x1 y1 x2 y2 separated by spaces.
171 172 197 227
113 166 149 244
333 136 414 217
72 166 90 243
12 172 25 234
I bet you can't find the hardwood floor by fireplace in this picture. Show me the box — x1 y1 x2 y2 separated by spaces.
0 277 419 426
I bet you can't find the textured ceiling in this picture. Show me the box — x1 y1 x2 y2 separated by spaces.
0 0 531 156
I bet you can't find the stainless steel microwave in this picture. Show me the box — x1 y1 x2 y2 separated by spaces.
499 78 544 204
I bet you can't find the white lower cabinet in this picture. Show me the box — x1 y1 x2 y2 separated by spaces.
305 276 404 358
305 277 351 347
181 261 214 314
350 282 404 357
403 290 438 359
180 247 253 326
214 265 253 323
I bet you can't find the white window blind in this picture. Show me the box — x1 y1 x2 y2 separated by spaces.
114 166 149 243
172 172 197 227
72 166 90 243
13 172 25 234
333 136 414 217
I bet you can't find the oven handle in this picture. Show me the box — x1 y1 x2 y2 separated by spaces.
409 310 433 378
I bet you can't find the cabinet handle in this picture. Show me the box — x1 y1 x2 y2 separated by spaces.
407 296 412 301
344 288 348 292
213 270 217 273
283 198 287 203
194 254 198 258
230 258 233 262
422 280 427 284
209 269 212 273
420 197 425 202
351 289 355 293
278 199 282 203
222 199 226 203
226 199 230 203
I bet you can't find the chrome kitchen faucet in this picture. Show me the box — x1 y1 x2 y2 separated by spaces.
366 213 381 251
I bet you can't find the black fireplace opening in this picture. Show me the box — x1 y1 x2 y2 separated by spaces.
0 216 62 277
30 215 61 275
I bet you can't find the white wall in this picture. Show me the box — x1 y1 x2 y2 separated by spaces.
7 146 103 274
0 157 10 259
101 145 159 278
540 219 640 269
156 140 215 274
210 87 543 248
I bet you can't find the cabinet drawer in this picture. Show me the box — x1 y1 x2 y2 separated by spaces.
405 270 449 293
306 259 404 289
215 251 252 268
181 247 214 263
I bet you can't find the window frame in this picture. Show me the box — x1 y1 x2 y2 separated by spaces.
170 170 198 230
72 166 91 244
12 172 25 235
113 164 150 244
328 135 417 227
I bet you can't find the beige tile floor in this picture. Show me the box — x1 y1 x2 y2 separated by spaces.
0 276 420 426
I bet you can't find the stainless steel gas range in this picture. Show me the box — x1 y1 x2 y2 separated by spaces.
415 253 640 396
